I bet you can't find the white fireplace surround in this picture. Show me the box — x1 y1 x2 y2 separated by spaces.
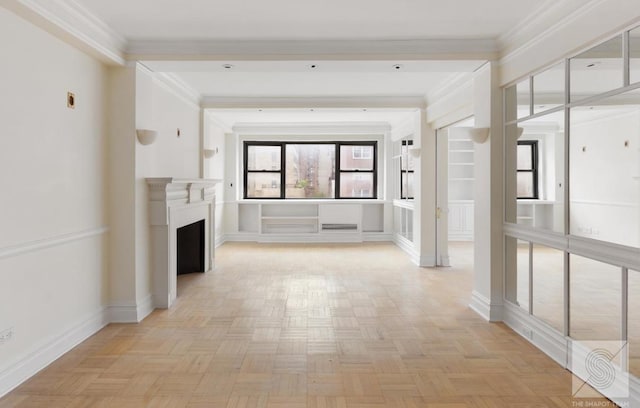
146 178 221 308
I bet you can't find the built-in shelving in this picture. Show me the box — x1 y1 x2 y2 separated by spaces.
448 132 475 241
236 201 387 240
516 200 556 229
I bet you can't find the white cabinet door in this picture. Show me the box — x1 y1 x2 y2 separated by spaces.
448 202 474 241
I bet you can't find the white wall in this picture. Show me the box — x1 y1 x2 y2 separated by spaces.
203 115 227 244
108 66 137 313
134 66 201 310
0 7 109 395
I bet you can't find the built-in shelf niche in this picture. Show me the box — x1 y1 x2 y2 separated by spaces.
448 131 475 240
236 201 385 238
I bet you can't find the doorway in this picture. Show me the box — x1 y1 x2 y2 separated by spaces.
436 117 476 267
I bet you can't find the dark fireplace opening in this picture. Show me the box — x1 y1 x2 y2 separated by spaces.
177 220 205 275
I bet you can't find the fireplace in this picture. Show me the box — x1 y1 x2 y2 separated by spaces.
146 178 220 308
177 219 205 275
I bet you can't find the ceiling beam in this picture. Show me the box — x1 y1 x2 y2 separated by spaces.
126 39 499 62
201 96 427 110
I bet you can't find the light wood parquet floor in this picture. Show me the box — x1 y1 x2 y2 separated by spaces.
0 242 612 407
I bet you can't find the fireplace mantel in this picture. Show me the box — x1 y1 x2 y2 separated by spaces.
146 178 221 308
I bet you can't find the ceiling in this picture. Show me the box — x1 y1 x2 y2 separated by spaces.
65 0 573 126
76 0 546 42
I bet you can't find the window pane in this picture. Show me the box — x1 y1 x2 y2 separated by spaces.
570 35 623 102
401 141 414 171
340 173 374 198
247 145 281 171
517 78 531 119
285 144 335 199
570 255 621 341
533 62 565 114
629 269 640 377
517 172 535 198
340 145 374 170
569 88 640 247
246 172 281 198
631 26 640 84
517 144 533 169
401 172 414 199
532 244 564 332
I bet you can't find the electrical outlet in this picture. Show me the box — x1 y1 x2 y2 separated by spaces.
0 328 13 344
522 326 533 340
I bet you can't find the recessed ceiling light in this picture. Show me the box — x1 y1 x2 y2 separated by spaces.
393 64 403 70
222 64 234 69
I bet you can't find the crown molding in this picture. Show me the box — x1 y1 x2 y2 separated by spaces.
205 111 234 134
424 72 474 127
499 0 640 85
1 0 126 65
135 63 202 110
125 39 499 62
201 96 427 110
424 70 477 106
496 0 585 57
154 72 202 110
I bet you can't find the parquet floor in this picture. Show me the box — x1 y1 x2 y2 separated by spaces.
0 242 613 407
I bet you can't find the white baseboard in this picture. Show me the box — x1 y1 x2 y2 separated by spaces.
417 254 436 267
502 302 640 406
0 307 109 398
501 301 567 366
109 294 154 323
108 303 139 323
448 233 473 241
438 255 451 266
469 290 503 322
393 234 418 263
136 294 154 322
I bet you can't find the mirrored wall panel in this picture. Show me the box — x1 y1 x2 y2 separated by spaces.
631 26 640 84
570 35 623 102
504 236 518 305
570 255 622 340
505 111 565 232
517 240 530 312
517 78 531 119
569 88 640 248
629 269 640 377
505 85 518 123
533 62 565 114
532 244 564 332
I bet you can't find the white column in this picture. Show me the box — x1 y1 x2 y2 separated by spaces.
470 62 504 321
414 114 437 266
